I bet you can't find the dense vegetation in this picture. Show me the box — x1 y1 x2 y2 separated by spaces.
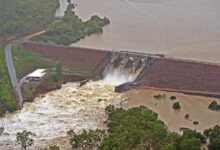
208 101 220 111
68 106 206 150
173 101 181 109
204 125 220 150
36 3 110 45
0 43 17 115
0 0 59 39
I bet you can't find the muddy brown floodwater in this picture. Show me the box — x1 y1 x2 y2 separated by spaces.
72 0 220 63
0 81 125 149
123 89 220 133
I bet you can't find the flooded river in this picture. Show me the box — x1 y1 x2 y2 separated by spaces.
0 81 125 149
71 0 220 63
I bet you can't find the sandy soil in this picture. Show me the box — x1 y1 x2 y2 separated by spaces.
123 89 220 133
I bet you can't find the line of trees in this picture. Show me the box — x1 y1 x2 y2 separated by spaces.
11 106 220 149
66 106 220 150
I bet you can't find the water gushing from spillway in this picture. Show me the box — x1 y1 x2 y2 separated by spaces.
0 81 126 149
103 68 135 86
102 52 147 86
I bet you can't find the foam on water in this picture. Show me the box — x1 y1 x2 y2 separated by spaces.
103 68 135 86
0 81 126 149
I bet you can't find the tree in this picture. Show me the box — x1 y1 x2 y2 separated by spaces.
55 62 63 81
67 129 105 149
180 138 201 150
49 145 60 150
0 126 4 135
16 130 34 150
173 102 181 109
204 125 220 150
170 96 176 100
185 114 190 119
208 101 220 110
208 138 220 150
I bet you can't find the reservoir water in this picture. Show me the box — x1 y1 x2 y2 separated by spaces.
71 0 220 63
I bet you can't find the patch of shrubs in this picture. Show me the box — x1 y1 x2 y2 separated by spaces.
193 121 199 125
170 96 176 100
185 114 190 119
208 101 220 111
154 94 166 100
173 102 181 109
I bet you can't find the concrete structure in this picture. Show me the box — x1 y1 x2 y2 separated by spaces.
27 69 46 81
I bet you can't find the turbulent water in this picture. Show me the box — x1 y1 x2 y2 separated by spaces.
103 68 135 86
72 0 220 63
0 81 126 149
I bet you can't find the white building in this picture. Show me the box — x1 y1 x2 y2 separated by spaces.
27 69 46 81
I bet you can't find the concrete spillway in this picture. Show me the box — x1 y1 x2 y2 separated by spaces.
102 51 157 88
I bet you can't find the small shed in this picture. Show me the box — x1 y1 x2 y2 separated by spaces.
27 69 46 81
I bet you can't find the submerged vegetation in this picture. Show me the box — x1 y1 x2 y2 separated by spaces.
208 101 220 111
0 0 59 39
36 3 110 45
67 106 208 150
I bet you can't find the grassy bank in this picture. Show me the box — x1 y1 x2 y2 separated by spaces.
0 43 17 115
0 0 59 39
35 3 110 45
12 45 87 101
12 45 57 79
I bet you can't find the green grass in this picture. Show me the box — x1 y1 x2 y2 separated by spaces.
12 44 92 102
0 42 17 114
12 45 57 79
12 45 93 79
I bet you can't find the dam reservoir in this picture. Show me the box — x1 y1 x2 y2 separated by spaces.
72 0 220 63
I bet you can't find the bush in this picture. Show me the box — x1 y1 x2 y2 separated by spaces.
172 102 181 109
193 121 199 125
0 127 4 135
154 94 166 100
170 96 176 100
208 101 220 111
185 114 190 119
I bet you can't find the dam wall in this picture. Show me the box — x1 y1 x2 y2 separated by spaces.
23 42 220 98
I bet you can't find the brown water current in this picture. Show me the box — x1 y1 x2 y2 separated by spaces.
0 81 125 149
72 0 220 63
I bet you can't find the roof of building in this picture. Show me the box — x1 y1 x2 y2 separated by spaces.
27 69 46 78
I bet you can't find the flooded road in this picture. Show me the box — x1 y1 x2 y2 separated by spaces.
72 0 220 63
0 81 125 149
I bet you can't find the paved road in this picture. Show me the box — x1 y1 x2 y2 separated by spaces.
5 40 23 109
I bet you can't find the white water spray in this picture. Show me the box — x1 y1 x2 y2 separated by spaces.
103 68 135 86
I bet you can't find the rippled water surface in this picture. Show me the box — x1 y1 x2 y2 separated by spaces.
71 0 220 63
